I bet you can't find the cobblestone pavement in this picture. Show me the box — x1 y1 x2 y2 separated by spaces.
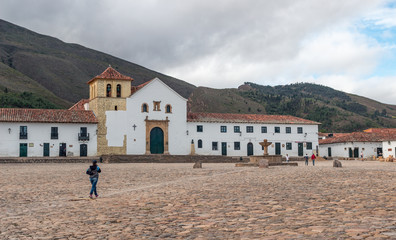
1 160 396 239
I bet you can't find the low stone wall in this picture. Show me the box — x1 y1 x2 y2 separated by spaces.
102 154 249 163
0 157 99 164
251 155 282 164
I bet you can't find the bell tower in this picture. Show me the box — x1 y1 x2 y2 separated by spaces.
87 66 133 155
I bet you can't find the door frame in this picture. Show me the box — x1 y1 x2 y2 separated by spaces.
43 143 50 157
80 144 88 157
298 143 303 156
353 147 359 158
145 118 169 154
328 147 332 157
247 142 254 156
150 127 164 154
275 142 281 155
19 143 28 157
59 143 66 157
221 142 227 156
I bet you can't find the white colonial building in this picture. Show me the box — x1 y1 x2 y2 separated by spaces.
319 129 396 159
0 67 320 158
105 78 190 155
0 109 97 157
187 112 319 157
91 68 320 157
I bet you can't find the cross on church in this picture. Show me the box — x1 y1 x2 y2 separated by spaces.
259 139 272 156
132 124 137 131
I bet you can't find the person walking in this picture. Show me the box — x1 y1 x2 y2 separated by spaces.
86 160 101 198
285 154 289 163
304 154 309 166
311 153 316 166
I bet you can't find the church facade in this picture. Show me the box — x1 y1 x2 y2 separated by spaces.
86 67 320 157
0 67 320 157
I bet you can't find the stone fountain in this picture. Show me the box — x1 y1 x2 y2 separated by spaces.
235 139 294 167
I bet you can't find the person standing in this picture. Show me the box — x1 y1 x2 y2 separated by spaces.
304 154 309 166
86 160 101 198
285 154 289 163
311 153 316 166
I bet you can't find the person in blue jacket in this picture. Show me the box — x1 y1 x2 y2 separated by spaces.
86 160 101 198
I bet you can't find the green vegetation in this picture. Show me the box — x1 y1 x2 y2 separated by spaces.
235 82 396 132
0 88 59 108
0 19 195 106
2 19 396 132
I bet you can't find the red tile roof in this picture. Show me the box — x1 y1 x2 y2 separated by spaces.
364 128 396 133
319 132 396 144
0 108 97 123
187 112 320 124
87 66 133 84
68 99 89 110
131 80 153 95
319 132 350 138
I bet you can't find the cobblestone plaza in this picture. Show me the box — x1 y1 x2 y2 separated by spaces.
1 161 395 239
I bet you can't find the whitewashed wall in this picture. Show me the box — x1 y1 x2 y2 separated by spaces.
106 78 189 155
0 122 97 157
319 142 380 158
188 122 319 157
382 141 396 158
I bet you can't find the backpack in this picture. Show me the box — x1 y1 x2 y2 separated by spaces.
86 166 96 175
86 168 93 175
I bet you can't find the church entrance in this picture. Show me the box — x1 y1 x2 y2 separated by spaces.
150 127 164 154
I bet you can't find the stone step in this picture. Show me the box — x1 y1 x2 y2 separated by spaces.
102 155 249 163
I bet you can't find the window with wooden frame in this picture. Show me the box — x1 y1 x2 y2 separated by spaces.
153 101 161 111
286 142 292 150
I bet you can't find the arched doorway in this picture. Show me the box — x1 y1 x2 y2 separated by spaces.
247 142 254 156
150 127 164 154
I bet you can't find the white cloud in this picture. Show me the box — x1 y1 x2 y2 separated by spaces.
364 5 396 28
1 0 396 103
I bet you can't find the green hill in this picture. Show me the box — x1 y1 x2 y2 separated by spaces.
1 19 396 132
189 82 396 132
0 19 195 108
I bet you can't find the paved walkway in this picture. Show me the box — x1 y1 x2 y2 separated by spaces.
1 161 395 239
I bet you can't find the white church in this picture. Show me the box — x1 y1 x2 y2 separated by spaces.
0 67 320 158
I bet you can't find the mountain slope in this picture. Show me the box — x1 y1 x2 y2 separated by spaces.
2 19 396 132
0 19 195 107
188 82 396 132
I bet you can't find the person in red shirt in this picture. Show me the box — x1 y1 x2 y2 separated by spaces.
311 153 316 166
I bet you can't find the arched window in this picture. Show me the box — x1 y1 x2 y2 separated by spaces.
198 139 202 148
165 104 172 113
106 84 112 97
116 84 121 97
142 103 148 113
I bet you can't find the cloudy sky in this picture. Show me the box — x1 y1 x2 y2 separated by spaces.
1 0 396 103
